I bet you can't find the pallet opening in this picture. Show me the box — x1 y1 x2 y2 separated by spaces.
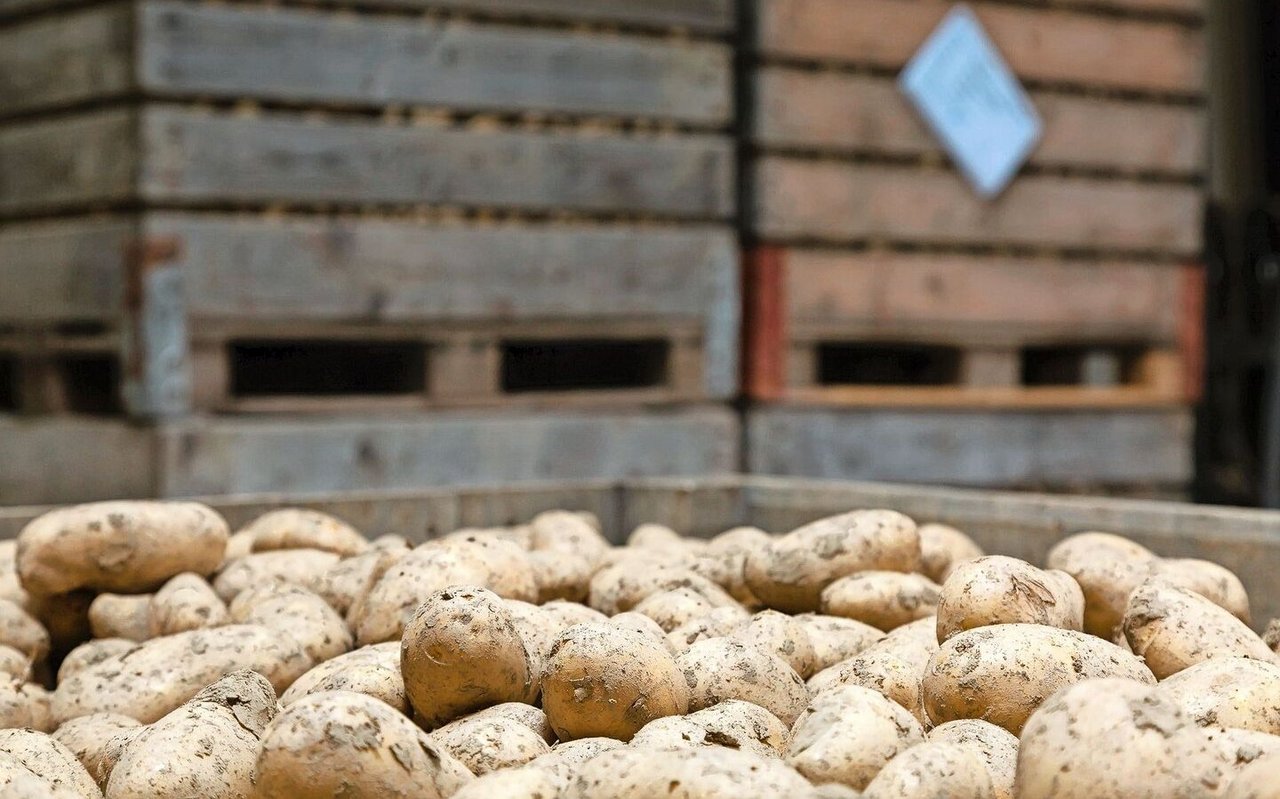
55 355 122 414
501 339 669 393
1021 345 1146 387
229 340 427 397
815 343 962 386
0 356 15 411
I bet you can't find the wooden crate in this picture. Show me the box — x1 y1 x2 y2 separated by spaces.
0 0 738 415
743 0 1207 410
0 405 740 504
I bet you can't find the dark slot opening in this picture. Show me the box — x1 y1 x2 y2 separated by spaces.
55 354 122 414
816 343 962 386
53 321 109 337
0 356 16 411
1021 345 1144 387
501 339 669 393
229 340 426 397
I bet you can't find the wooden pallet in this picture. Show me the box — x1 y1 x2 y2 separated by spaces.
0 214 740 416
743 247 1204 408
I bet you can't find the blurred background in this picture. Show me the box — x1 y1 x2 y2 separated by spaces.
0 0 1272 507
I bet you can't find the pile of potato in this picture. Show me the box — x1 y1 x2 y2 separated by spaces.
0 500 1278 797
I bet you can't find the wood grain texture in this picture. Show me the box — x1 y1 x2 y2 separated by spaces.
745 407 1193 487
0 218 135 322
0 418 156 504
754 68 1205 176
137 2 732 124
137 107 734 217
0 109 135 215
0 4 134 118
404 0 734 32
753 0 1206 95
751 157 1202 254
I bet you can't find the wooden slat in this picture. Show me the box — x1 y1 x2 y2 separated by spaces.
0 4 134 119
754 68 1206 176
782 250 1185 343
0 218 134 322
149 407 739 497
745 407 1193 487
404 0 735 33
752 157 1202 254
136 2 732 124
1052 0 1203 17
0 417 156 505
753 0 1206 95
0 110 135 216
777 383 1189 410
137 107 734 218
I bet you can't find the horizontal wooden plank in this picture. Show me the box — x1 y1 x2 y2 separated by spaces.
0 417 156 505
0 4 134 118
746 407 1193 487
136 107 734 217
782 250 1185 342
0 218 134 322
753 0 1205 95
754 68 1205 176
0 109 135 215
137 2 731 124
150 407 739 496
405 0 735 32
751 157 1203 254
1052 0 1202 16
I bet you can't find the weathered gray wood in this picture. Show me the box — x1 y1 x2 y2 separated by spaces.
135 107 733 217
0 4 134 118
397 0 734 32
752 157 1202 255
151 407 738 497
0 109 135 216
143 213 739 397
745 408 1193 488
754 68 1206 177
137 2 731 124
0 418 156 506
0 218 134 322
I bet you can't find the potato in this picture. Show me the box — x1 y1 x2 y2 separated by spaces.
820 571 940 631
675 638 808 726
530 510 610 558
1161 657 1280 734
808 616 938 724
51 625 309 724
1017 678 1267 799
426 535 539 603
527 550 597 605
787 684 925 790
1227 752 1280 799
351 546 492 645
429 716 551 775
862 740 993 799
57 639 134 685
0 645 29 681
730 609 817 677
449 767 562 799
923 623 1155 734
17 501 228 597
588 563 736 617
609 611 674 652
52 714 140 792
918 523 983 583
88 593 152 642
222 530 254 565
253 691 474 798
666 606 751 652
435 702 554 744
927 719 1018 799
795 614 882 672
0 599 48 661
0 729 100 798
401 586 537 729
627 523 684 550
631 699 789 758
279 642 406 714
1045 531 1157 638
242 508 368 557
314 542 408 618
228 583 352 676
633 588 720 633
542 622 688 741
541 599 609 628
1124 580 1276 679
692 526 773 606
0 750 80 798
106 670 276 799
212 549 338 603
935 556 1084 642
1266 619 1280 653
562 744 813 798
0 541 29 608
0 679 53 731
745 510 920 614
147 572 227 637
1154 558 1251 624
